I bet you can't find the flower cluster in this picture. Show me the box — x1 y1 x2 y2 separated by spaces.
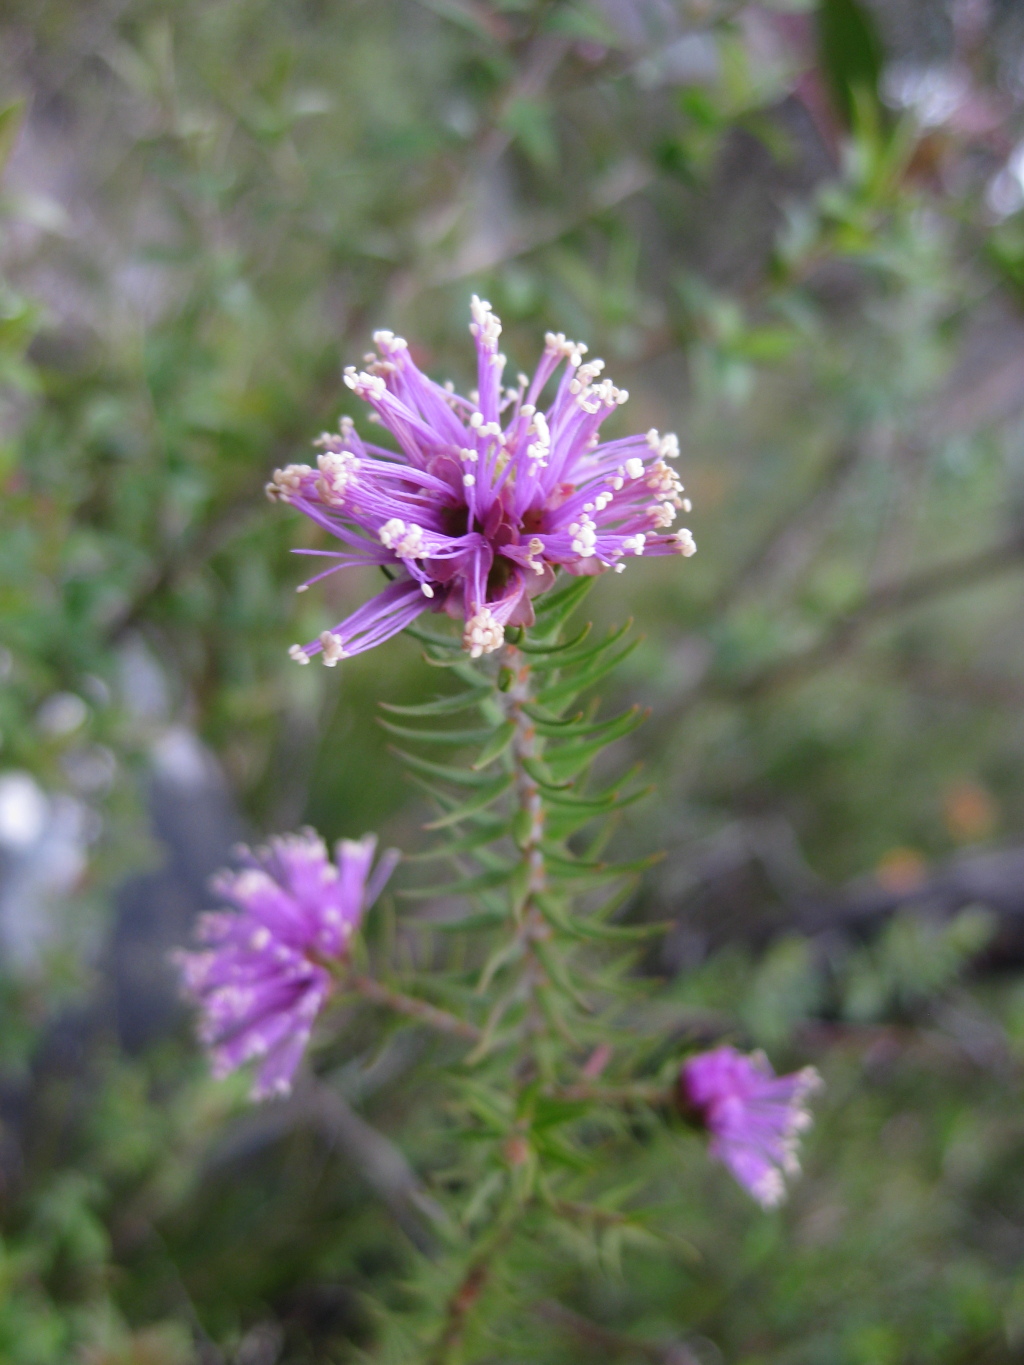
679 1046 822 1209
268 298 696 665
175 830 397 1099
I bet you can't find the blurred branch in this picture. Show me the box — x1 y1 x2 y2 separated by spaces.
203 1079 448 1253
424 158 654 288
535 1300 702 1365
311 1082 450 1250
711 436 864 614
101 490 270 644
732 531 1024 699
796 843 1024 940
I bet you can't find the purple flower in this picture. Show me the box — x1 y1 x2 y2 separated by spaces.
268 298 696 665
679 1046 822 1209
175 830 398 1099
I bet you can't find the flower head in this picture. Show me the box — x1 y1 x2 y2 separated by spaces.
272 300 696 665
679 1046 821 1209
175 829 398 1099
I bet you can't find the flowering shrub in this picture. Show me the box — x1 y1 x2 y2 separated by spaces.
176 307 820 1361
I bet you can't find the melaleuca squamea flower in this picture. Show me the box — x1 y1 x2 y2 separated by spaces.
268 298 696 665
679 1046 822 1209
175 830 398 1100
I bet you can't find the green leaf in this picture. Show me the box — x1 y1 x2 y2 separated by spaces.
380 690 488 718
532 939 590 1011
816 0 885 129
389 747 504 788
536 619 633 673
471 719 517 769
517 622 592 656
541 849 661 881
544 707 648 779
531 575 595 631
537 895 668 942
535 639 641 709
519 755 573 791
424 774 515 829
526 704 632 741
378 719 495 746
521 705 586 733
402 818 510 861
399 867 513 899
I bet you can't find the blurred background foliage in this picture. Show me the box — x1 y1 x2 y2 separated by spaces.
4 0 1024 1360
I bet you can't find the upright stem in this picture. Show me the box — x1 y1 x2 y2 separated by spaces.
504 646 547 903
502 646 556 1058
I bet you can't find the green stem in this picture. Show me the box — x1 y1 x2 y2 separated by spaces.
426 1186 523 1365
502 645 557 1064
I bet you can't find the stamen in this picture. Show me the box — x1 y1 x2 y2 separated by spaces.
319 631 348 667
463 607 505 658
469 295 502 350
266 464 313 503
379 518 427 559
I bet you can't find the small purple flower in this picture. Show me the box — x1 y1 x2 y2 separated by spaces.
268 298 696 666
175 830 398 1099
679 1046 822 1209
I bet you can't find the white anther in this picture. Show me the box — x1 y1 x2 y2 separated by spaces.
682 498 692 512
265 464 312 503
649 502 676 528
622 534 646 556
672 529 697 557
462 607 505 659
525 537 545 575
379 518 427 559
569 359 606 395
469 295 502 350
469 411 484 429
288 644 311 665
316 450 361 504
319 631 348 667
459 447 478 463
372 329 408 351
544 332 588 367
421 583 435 599
463 474 476 487
569 515 598 558
343 366 386 399
646 429 680 460
647 458 683 499
624 457 645 481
